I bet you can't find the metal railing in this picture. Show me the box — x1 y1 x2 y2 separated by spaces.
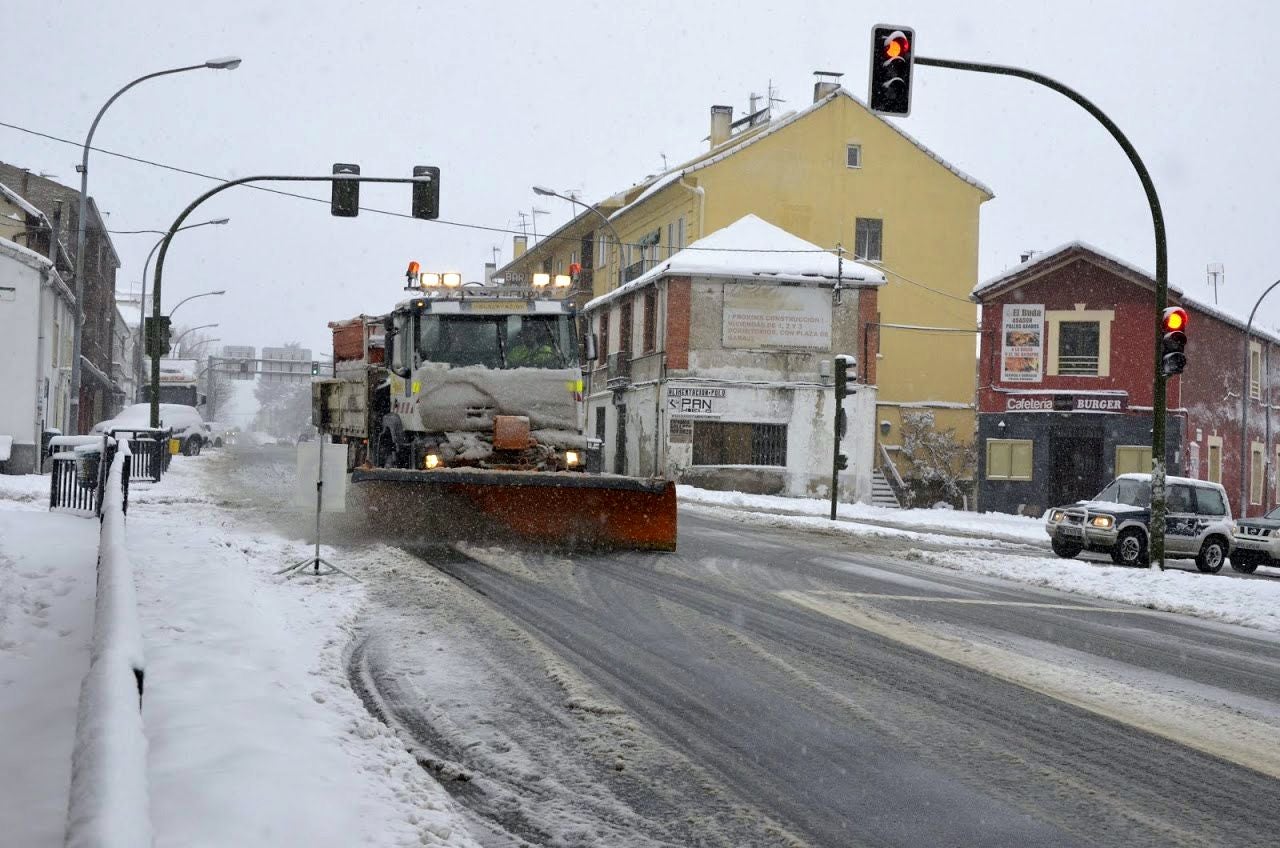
49 435 131 517
1057 355 1099 376
109 428 171 482
878 442 909 507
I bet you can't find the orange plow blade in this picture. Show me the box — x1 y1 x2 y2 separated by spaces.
350 468 677 551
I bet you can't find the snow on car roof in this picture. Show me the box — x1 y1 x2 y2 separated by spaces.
1115 472 1226 490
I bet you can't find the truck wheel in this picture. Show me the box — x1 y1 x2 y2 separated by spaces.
378 433 406 469
1051 538 1082 558
1112 529 1148 567
1195 536 1227 573
1230 553 1260 574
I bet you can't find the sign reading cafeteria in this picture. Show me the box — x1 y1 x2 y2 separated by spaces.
1000 303 1044 382
1004 393 1128 413
722 285 831 350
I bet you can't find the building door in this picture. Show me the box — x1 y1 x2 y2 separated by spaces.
1049 433 1104 505
614 405 627 475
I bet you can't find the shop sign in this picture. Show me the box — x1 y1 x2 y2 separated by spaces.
666 385 726 415
668 418 694 443
723 284 831 349
1004 393 1127 413
1000 304 1044 383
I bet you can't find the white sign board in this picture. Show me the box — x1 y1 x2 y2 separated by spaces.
666 385 727 416
722 285 831 350
294 441 348 512
1000 304 1044 383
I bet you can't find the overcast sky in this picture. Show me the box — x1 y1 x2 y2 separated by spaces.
4 1 1277 355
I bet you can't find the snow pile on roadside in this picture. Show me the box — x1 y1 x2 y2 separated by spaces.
0 490 100 844
0 472 51 506
912 549 1280 633
127 458 476 848
678 485 1046 544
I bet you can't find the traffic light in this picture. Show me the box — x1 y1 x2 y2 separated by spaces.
144 315 171 356
412 165 440 220
869 25 915 116
310 361 321 377
331 163 360 217
1161 307 1188 376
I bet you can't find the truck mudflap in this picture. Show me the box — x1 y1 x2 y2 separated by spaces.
350 467 677 551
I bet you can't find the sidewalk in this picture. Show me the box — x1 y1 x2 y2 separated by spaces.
0 476 100 846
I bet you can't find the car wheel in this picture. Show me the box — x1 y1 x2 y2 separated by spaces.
1051 538 1082 558
1195 536 1227 574
1230 553 1260 574
1113 529 1148 567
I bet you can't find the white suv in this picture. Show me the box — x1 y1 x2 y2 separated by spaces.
1044 473 1234 572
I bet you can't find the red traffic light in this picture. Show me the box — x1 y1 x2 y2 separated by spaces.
884 34 910 60
1162 306 1187 333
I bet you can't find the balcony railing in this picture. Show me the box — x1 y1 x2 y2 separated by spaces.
1058 355 1099 376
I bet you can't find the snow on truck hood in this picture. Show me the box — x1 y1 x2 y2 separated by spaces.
1070 500 1148 514
414 364 579 433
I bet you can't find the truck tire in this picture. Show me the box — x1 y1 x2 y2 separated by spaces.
1230 553 1260 574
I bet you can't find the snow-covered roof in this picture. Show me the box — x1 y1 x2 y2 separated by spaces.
583 214 885 312
0 234 53 269
972 240 1280 345
0 181 44 221
115 294 143 330
607 88 993 224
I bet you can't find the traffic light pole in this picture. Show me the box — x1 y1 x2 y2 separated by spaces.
916 56 1169 570
149 173 434 430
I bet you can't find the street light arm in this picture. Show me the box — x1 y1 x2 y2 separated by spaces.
1239 278 1280 517
532 186 626 288
81 64 208 179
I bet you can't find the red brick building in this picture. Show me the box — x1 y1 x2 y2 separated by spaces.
972 242 1280 518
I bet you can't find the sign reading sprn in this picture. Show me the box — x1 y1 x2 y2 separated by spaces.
722 285 832 350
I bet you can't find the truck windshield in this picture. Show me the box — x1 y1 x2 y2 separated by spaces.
417 313 575 370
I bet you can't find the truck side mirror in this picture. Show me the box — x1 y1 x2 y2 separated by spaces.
583 332 598 362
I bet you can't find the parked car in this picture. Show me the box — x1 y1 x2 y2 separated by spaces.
92 403 207 456
1230 506 1280 573
1044 473 1234 572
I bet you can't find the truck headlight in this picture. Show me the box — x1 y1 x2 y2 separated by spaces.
1049 510 1065 523
424 453 441 470
1089 515 1114 529
565 450 581 467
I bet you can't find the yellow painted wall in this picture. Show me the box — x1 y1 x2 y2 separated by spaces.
605 93 989 456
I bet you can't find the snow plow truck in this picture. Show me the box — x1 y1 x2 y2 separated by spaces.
312 267 677 550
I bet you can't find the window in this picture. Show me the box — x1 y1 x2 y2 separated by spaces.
677 216 685 249
1115 445 1152 476
667 222 676 257
598 233 609 266
569 250 578 268
854 218 882 261
1057 321 1100 375
1095 478 1151 507
846 144 862 168
1250 342 1262 400
692 421 787 466
986 438 1033 480
642 289 657 353
619 301 633 359
1168 484 1196 514
1206 435 1223 483
599 310 610 360
1196 486 1227 517
1251 442 1265 504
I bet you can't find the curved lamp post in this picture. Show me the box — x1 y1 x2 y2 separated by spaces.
1239 278 1280 517
171 323 219 356
69 57 240 432
124 218 230 386
532 185 625 290
168 289 226 319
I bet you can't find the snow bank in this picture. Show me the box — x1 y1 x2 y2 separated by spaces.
0 471 51 507
678 485 1047 545
914 549 1280 633
64 442 152 848
129 456 475 847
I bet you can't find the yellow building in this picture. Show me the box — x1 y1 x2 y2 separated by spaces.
496 75 993 490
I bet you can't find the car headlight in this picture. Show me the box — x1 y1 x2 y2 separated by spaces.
423 453 441 470
1232 524 1242 536
565 450 581 467
1089 515 1114 529
1049 510 1065 523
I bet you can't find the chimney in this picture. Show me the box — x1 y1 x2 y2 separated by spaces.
483 261 496 285
1020 250 1036 263
709 105 732 148
513 235 527 258
813 70 843 103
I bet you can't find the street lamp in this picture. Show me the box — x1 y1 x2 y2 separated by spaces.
169 289 226 319
171 323 220 356
69 57 240 433
1239 278 1280 518
133 218 230 384
532 185 626 290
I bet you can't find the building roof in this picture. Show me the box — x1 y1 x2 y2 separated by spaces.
582 214 884 312
971 240 1280 346
115 293 143 330
499 85 993 278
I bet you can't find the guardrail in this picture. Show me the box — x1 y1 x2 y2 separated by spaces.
878 442 910 508
109 428 171 483
48 435 130 518
63 441 152 848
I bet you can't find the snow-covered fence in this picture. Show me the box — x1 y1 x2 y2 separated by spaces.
108 428 170 483
64 441 152 848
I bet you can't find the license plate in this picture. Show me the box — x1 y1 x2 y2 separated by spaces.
1060 525 1083 538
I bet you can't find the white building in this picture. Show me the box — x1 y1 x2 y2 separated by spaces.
0 236 75 473
581 215 885 502
114 293 141 405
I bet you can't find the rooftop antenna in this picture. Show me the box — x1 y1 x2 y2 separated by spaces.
767 79 786 115
660 152 668 171
514 211 531 238
491 245 501 264
530 207 550 243
1207 262 1224 305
